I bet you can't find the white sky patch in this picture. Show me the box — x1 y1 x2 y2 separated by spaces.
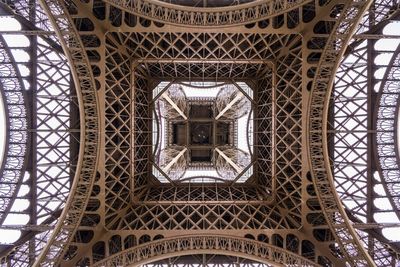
3 35 30 47
10 49 30 62
182 170 220 182
382 227 400 240
374 53 393 66
383 21 400 35
237 115 249 153
182 85 221 98
375 38 400 51
0 230 21 244
0 17 21 31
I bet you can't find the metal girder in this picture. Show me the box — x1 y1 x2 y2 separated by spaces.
307 0 376 265
31 0 100 266
0 0 400 266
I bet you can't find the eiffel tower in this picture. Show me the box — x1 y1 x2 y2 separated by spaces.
0 0 399 266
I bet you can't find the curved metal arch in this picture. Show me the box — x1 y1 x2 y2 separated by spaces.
178 81 227 89
246 107 254 158
374 41 400 219
307 0 376 266
178 176 227 182
0 77 8 173
0 34 29 225
92 235 317 267
33 0 100 266
103 0 311 28
152 106 161 158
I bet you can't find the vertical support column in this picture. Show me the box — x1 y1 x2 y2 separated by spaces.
27 1 38 264
366 2 377 256
270 63 276 201
130 62 136 196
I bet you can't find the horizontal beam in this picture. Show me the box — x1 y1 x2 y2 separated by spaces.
136 58 271 65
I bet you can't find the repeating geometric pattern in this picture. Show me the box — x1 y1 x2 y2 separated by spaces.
100 30 305 234
143 255 274 267
376 47 400 211
33 0 100 265
274 42 302 225
0 0 400 266
35 36 72 224
0 1 75 265
91 235 316 267
332 0 400 263
0 35 28 224
112 31 297 62
255 69 274 198
104 37 133 226
103 0 309 27
307 0 378 265
333 40 369 220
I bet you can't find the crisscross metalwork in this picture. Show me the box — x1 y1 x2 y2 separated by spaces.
0 0 400 266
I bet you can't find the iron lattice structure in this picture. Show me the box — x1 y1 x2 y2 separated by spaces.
0 0 399 266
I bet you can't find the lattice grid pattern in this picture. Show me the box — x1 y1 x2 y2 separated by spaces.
0 0 400 266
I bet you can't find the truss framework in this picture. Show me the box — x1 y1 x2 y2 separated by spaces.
104 46 299 232
0 1 80 265
329 0 400 264
0 0 399 266
307 0 376 265
32 0 100 266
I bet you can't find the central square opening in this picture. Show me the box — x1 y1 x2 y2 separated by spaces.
152 81 254 183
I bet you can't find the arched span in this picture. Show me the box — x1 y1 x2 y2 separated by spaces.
307 0 376 266
34 0 100 266
102 0 311 28
92 235 316 267
0 34 28 226
374 41 400 225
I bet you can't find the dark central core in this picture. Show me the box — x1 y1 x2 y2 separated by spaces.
191 124 212 145
172 103 232 165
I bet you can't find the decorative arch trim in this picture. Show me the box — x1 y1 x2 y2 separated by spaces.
102 0 311 27
92 235 316 267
